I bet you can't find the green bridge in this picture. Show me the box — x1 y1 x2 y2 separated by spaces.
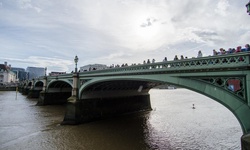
19 52 250 148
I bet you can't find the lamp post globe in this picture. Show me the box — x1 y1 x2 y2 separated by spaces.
74 55 79 73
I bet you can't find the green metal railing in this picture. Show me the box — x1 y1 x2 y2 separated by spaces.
76 52 250 76
32 52 250 81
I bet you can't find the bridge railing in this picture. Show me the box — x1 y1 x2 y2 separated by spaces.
77 52 250 76
35 52 250 81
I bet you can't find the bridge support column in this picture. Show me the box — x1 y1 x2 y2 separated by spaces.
241 133 250 150
27 79 34 97
61 73 81 124
22 87 29 95
62 94 152 125
36 77 48 104
37 91 71 105
61 96 81 125
27 89 42 98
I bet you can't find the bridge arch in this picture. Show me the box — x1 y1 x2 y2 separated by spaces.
171 77 250 134
79 78 164 99
34 80 43 90
37 79 73 105
34 80 44 86
27 81 32 87
79 74 250 134
23 81 33 91
47 79 73 92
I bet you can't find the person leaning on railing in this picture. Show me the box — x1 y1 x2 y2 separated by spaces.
235 46 242 53
241 44 250 52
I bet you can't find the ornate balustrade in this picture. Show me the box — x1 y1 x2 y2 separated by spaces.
23 52 250 82
77 52 250 76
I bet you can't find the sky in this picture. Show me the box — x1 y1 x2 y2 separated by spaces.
0 0 249 73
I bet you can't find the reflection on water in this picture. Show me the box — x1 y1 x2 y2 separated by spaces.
0 89 242 150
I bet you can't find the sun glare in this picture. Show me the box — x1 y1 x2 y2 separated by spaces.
130 12 162 42
124 10 174 50
135 23 161 41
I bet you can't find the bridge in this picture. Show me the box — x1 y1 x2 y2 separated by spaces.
19 52 250 147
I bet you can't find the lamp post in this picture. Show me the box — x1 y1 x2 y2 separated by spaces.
44 67 47 76
247 0 250 15
74 55 79 73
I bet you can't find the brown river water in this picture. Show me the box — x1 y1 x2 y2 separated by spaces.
0 89 242 150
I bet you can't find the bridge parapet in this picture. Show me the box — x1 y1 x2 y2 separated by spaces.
76 52 250 76
32 52 249 81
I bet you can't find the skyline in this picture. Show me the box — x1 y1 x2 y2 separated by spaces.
0 0 249 73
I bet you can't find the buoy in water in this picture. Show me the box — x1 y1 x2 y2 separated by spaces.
192 104 195 109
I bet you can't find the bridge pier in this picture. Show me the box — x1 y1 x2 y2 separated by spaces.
37 91 71 105
22 88 29 95
27 89 42 98
18 86 23 93
241 133 250 150
61 96 81 125
62 94 152 125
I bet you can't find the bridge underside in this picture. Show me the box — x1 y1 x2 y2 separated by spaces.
28 81 43 98
63 80 163 124
37 81 72 105
81 80 163 99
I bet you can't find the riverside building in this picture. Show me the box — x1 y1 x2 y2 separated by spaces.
0 62 17 85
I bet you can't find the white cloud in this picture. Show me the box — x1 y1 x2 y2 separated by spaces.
19 0 42 13
238 31 250 45
0 0 249 72
215 0 230 16
0 56 73 72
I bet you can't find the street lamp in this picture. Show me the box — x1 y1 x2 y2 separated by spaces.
74 55 79 73
247 0 250 15
45 67 47 76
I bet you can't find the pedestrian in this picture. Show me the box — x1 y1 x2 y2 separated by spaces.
245 44 250 51
197 50 202 58
152 59 155 63
174 55 178 60
235 46 242 53
180 55 184 60
163 57 167 62
213 49 217 56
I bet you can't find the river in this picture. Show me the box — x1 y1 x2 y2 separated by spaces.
0 89 242 150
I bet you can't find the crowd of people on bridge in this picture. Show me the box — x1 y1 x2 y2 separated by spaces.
169 43 250 61
212 44 250 56
82 43 250 72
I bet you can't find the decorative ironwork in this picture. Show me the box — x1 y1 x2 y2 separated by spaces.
80 79 90 85
78 53 249 75
68 79 73 84
195 76 246 102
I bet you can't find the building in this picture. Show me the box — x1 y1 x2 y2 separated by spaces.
0 62 17 85
49 72 66 76
26 67 45 80
80 64 107 72
11 67 27 81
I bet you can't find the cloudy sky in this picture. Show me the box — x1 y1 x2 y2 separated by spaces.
0 0 249 73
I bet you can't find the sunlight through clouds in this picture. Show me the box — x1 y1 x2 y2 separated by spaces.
0 0 249 72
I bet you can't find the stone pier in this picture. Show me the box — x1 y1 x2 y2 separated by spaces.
37 91 71 105
241 133 250 150
62 94 151 125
